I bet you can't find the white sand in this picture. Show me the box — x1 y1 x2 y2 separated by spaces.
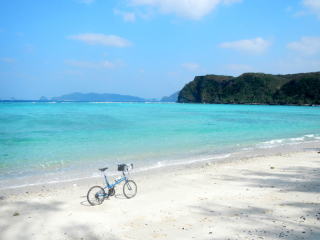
0 151 319 240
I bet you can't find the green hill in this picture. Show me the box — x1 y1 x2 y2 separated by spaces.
178 72 320 105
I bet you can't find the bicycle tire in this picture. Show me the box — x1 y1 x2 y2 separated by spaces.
87 186 107 206
123 180 137 199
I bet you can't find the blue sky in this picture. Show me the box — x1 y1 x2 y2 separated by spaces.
0 0 320 99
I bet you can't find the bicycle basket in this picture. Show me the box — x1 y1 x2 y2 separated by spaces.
118 164 133 171
118 164 127 171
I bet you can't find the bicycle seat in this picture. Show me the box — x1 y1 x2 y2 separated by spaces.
99 167 108 172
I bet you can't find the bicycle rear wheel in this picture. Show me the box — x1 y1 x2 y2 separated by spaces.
87 186 106 206
123 180 137 199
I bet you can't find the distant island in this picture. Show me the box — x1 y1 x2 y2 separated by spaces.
178 72 320 105
52 92 179 102
0 92 179 103
51 92 147 102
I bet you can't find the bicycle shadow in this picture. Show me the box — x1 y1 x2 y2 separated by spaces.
79 195 91 206
80 192 127 206
114 193 127 200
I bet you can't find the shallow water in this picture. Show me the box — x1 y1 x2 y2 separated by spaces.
1 102 320 188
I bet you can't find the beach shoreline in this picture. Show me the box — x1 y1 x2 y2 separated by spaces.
1 147 319 240
1 139 319 193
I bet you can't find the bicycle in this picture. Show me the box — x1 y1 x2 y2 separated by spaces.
87 163 137 206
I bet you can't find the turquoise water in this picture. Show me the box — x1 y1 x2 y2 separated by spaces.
1 102 320 188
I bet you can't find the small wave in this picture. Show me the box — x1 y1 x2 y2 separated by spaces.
136 153 232 173
304 134 315 138
0 175 96 190
289 137 304 141
90 102 113 104
257 134 320 149
241 147 253 151
263 139 284 145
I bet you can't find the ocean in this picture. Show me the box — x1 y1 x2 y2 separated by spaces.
1 102 320 189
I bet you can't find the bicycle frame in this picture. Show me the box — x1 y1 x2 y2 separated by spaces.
103 172 128 190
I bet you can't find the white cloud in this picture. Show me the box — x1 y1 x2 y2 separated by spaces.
219 37 271 54
303 0 320 18
65 60 118 69
130 0 242 20
0 57 16 63
114 9 136 22
181 62 200 71
287 37 320 55
68 33 132 47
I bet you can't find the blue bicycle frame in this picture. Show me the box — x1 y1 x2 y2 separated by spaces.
102 171 129 194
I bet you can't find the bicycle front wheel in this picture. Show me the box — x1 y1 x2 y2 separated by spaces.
123 180 137 199
87 186 106 206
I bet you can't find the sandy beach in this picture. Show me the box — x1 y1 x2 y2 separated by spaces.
0 150 319 240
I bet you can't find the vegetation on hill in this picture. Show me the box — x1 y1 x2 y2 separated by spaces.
178 72 320 105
